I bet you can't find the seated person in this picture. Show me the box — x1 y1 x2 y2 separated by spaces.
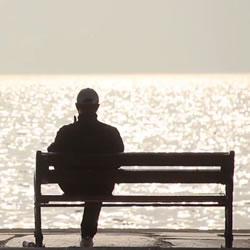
48 88 124 247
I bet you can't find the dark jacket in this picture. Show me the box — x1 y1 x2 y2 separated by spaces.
48 113 124 195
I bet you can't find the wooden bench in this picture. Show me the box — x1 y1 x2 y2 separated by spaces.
34 151 235 248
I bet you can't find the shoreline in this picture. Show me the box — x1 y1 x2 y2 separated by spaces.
1 228 250 233
1 228 250 248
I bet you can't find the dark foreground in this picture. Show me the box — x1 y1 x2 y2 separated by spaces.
0 228 250 249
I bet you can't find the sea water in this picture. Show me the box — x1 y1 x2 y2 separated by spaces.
0 74 249 229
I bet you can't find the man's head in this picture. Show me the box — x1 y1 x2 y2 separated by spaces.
76 88 99 114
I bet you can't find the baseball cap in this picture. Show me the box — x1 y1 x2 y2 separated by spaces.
76 88 99 105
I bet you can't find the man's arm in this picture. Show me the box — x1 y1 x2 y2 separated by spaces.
112 128 124 153
47 126 68 152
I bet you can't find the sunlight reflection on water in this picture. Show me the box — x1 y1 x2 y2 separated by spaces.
0 74 249 229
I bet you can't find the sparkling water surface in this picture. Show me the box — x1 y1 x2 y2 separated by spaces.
0 74 249 229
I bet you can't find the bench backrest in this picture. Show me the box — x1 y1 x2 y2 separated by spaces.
35 151 234 185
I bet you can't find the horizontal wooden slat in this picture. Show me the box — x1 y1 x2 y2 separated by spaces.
39 195 226 204
43 169 224 184
40 152 232 167
41 203 225 207
115 169 223 184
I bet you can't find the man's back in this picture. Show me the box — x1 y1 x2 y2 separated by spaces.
48 113 124 195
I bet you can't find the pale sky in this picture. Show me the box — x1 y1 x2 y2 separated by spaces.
0 0 250 74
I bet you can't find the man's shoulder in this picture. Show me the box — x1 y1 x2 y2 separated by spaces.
57 122 76 134
97 121 119 133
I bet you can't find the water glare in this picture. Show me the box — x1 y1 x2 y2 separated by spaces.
0 74 249 229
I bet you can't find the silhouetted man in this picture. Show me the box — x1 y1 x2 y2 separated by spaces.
48 88 124 247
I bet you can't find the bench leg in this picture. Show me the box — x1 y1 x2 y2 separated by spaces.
34 203 43 247
225 195 233 248
225 203 233 248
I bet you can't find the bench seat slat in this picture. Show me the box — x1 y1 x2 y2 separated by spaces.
41 203 225 207
39 195 226 204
